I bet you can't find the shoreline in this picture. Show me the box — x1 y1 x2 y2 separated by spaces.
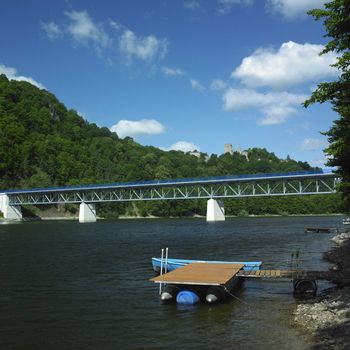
0 212 343 222
294 229 350 349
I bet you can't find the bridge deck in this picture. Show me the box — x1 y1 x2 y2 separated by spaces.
149 262 244 286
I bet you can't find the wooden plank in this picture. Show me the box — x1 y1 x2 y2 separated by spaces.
237 270 252 277
281 270 293 278
249 271 261 277
149 263 244 286
242 270 256 276
236 269 340 280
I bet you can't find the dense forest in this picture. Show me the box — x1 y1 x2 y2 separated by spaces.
0 75 343 217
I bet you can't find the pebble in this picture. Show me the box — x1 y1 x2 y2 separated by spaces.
294 231 350 349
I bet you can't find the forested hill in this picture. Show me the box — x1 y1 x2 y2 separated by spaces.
0 75 342 216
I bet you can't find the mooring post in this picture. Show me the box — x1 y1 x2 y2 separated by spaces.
165 247 169 274
159 248 164 295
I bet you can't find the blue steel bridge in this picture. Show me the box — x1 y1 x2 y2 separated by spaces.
0 169 340 222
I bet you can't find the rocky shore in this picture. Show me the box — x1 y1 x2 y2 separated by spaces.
294 229 350 349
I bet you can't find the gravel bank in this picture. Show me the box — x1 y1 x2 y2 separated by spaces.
294 229 350 349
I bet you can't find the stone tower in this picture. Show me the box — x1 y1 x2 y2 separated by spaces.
224 143 233 155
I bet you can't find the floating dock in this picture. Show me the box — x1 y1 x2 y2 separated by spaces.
150 262 245 304
150 261 348 304
305 227 332 233
150 262 244 286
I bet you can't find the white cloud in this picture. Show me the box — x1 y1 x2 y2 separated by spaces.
120 29 168 62
223 88 307 125
217 0 253 15
301 138 327 151
65 10 110 48
77 110 87 119
232 41 338 89
42 11 168 66
190 79 205 91
162 67 185 76
162 67 205 92
110 119 165 138
184 0 200 10
108 19 121 30
211 79 227 91
0 64 45 89
267 0 325 19
0 65 17 79
310 155 328 167
162 141 200 153
41 21 61 40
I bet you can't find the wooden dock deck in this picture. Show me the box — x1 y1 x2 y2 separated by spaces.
237 269 341 280
149 262 244 286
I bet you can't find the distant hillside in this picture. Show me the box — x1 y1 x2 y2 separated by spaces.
0 75 342 216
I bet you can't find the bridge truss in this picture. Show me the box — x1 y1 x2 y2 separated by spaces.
5 171 340 206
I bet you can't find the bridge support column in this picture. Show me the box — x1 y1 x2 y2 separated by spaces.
79 203 96 223
206 199 225 222
0 194 22 221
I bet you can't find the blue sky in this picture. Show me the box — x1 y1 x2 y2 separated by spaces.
0 0 337 167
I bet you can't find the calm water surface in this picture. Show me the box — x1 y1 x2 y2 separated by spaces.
0 216 343 350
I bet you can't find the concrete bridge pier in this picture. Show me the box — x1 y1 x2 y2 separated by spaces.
206 199 225 222
79 202 97 223
0 194 22 221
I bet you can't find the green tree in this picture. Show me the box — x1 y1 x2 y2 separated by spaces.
0 74 341 217
26 169 52 188
304 1 350 210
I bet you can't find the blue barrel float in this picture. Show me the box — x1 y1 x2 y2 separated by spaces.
176 290 200 305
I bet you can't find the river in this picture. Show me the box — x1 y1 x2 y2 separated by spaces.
0 216 343 350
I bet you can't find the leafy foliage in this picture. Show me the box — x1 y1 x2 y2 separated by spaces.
0 75 342 216
305 0 350 210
